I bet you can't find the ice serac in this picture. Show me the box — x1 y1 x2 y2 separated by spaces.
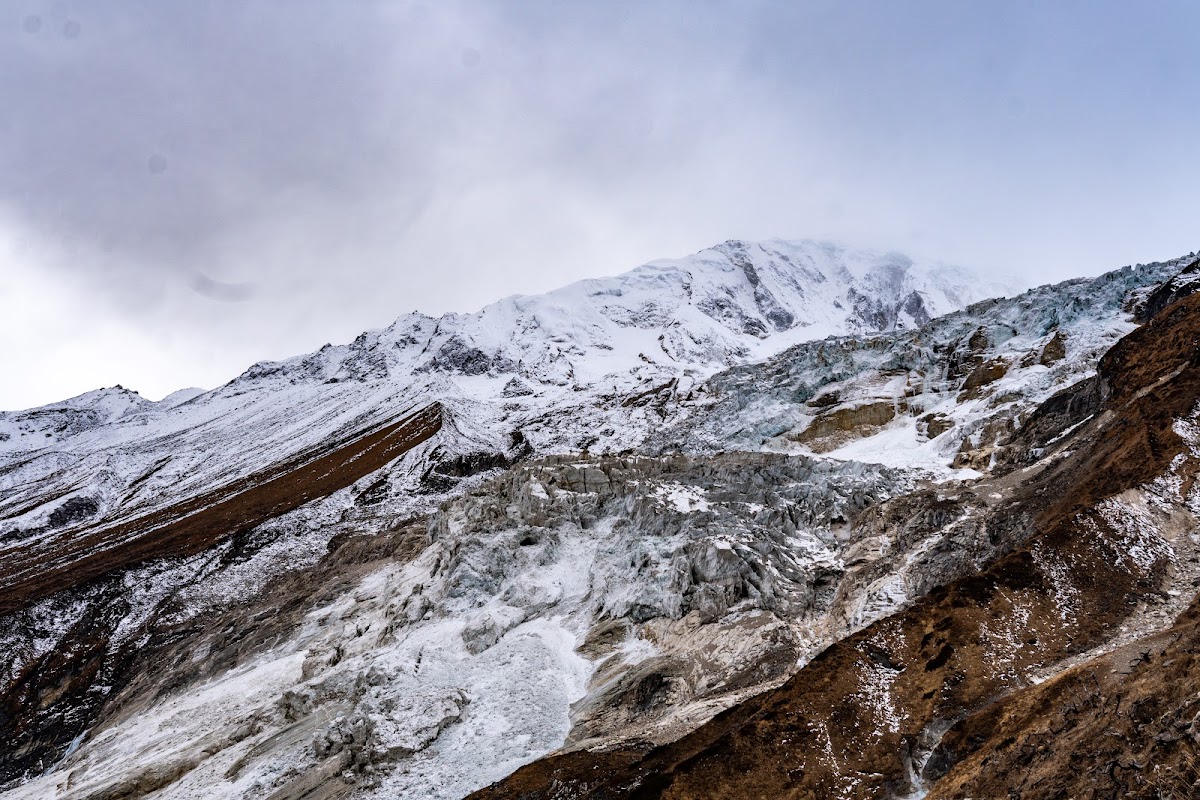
5 240 1200 800
657 259 1173 475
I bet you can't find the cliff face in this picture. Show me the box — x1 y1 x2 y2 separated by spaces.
469 292 1200 800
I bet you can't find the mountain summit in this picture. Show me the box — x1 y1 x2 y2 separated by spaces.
235 238 1016 390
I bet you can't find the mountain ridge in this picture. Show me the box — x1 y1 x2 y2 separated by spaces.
2 242 1199 800
2 238 1012 418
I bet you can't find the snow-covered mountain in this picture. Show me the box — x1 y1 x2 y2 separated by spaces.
0 239 1013 553
3 239 1198 800
476 252 1200 800
234 238 1008 387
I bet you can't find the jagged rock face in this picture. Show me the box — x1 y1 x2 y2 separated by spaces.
1 245 1199 800
1134 254 1200 322
469 287 1200 800
657 258 1188 476
0 239 1013 792
0 442 1029 799
928 596 1200 799
0 453 882 798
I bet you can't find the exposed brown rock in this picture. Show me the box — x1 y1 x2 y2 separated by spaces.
789 401 901 452
917 412 954 441
952 414 1018 470
944 326 991 382
1135 256 1200 323
806 390 841 409
1038 329 1068 365
958 356 1009 398
928 598 1200 799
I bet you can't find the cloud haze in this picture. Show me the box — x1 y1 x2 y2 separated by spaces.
2 0 1198 408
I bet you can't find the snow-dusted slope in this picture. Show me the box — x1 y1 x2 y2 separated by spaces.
0 237 1021 796
472 253 1200 800
0 386 154 449
658 257 1192 474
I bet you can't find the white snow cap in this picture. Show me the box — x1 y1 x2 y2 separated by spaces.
232 237 1021 391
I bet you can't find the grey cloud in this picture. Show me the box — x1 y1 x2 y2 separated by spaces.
1 0 1198 408
189 273 257 303
1 3 743 313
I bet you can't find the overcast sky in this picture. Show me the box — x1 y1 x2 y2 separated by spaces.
2 1 1198 409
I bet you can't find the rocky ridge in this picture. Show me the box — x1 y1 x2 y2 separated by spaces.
0 238 1012 795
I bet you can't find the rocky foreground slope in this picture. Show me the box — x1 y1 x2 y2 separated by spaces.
1 241 1198 799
